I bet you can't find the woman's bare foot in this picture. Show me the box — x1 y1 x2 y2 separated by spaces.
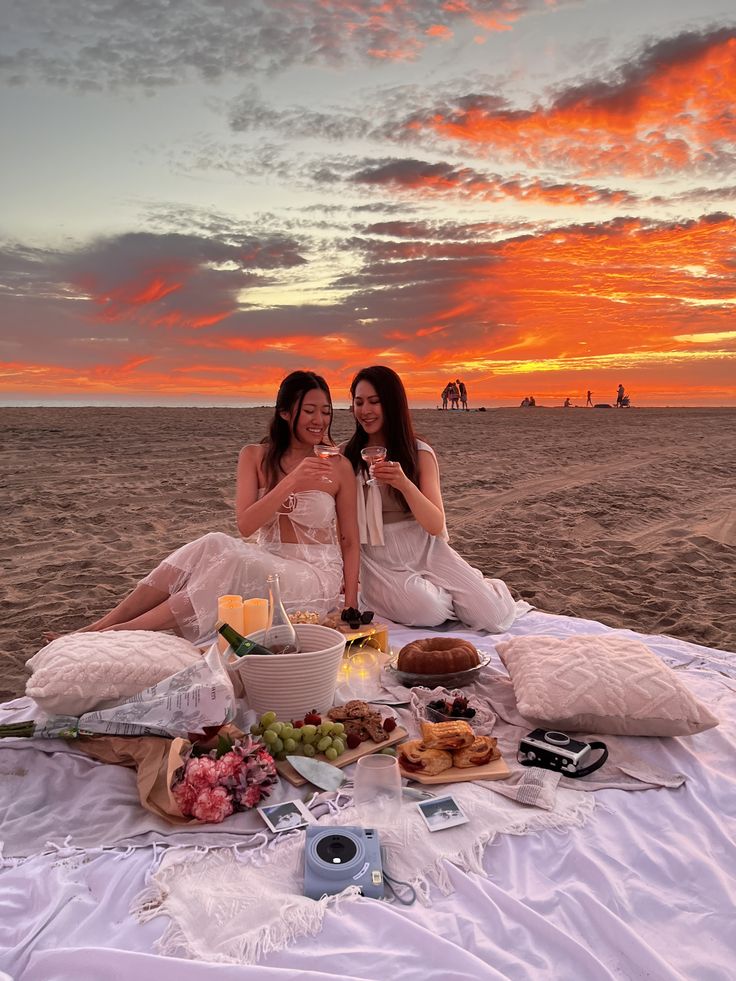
42 631 62 644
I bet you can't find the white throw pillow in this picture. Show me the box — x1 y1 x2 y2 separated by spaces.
496 634 719 737
26 631 203 716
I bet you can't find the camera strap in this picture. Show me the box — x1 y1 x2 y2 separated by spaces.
380 849 417 905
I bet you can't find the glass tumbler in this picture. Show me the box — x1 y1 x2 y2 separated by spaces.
353 754 402 829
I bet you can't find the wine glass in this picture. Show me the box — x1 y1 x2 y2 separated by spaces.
314 443 340 483
360 446 386 486
353 754 402 829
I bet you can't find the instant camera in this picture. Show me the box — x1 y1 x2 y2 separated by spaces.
303 825 384 900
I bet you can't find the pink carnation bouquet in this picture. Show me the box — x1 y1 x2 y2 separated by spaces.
172 733 278 824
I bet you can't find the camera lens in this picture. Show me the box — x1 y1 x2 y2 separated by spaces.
545 731 570 745
316 833 358 866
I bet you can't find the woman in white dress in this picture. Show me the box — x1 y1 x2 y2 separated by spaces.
50 371 360 645
343 365 524 632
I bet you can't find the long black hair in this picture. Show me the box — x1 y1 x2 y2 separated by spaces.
344 365 420 488
262 370 333 489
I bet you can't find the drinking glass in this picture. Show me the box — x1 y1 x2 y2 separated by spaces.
353 754 402 829
314 443 340 482
360 445 386 486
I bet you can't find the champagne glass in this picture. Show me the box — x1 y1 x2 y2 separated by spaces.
353 754 402 829
314 443 340 483
360 446 386 486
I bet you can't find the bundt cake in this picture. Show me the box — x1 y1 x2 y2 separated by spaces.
397 637 480 675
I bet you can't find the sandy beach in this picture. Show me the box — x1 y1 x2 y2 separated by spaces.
2 405 734 702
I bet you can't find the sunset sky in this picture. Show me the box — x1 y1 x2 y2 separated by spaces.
1 0 735 406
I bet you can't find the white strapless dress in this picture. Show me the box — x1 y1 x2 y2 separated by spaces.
139 491 343 644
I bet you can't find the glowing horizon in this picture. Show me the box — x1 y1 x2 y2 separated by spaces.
1 1 735 407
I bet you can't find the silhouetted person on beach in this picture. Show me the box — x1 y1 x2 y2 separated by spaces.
441 384 450 409
447 381 460 409
563 397 571 408
616 383 626 407
586 390 593 406
456 378 468 411
528 395 536 407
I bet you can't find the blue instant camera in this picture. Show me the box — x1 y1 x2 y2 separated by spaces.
303 825 384 900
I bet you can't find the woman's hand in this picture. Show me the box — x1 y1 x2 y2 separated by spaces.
370 459 410 491
285 455 333 492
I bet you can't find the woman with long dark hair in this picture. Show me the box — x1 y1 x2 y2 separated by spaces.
48 371 359 644
344 365 523 631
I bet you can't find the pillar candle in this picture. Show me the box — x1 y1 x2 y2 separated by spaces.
242 597 270 636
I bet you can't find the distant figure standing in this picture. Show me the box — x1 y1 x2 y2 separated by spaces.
520 397 530 407
456 378 468 411
447 381 460 409
528 395 536 407
586 390 593 406
441 384 450 410
616 383 626 407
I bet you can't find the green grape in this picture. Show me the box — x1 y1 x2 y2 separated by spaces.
301 726 317 743
260 711 277 727
318 722 334 736
324 747 338 761
331 738 346 756
302 743 316 758
249 723 262 735
317 735 332 753
261 729 278 746
271 737 284 754
284 737 297 752
291 728 303 742
331 722 345 735
379 747 397 757
266 721 283 736
280 727 294 742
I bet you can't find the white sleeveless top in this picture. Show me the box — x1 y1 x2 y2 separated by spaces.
356 440 448 546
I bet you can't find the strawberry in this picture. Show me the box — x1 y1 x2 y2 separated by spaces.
346 733 362 750
304 711 321 726
293 719 304 728
382 717 397 733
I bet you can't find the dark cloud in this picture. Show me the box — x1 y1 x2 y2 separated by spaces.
0 0 565 91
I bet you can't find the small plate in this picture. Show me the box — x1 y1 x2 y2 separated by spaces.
384 651 491 689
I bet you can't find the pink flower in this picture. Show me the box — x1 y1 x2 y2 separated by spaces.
191 786 234 824
239 783 266 809
172 779 198 817
215 752 244 782
184 756 219 791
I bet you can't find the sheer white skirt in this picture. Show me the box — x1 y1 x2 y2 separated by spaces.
359 519 522 632
140 532 343 644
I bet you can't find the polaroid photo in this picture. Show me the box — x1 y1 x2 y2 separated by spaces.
416 794 469 832
258 799 315 833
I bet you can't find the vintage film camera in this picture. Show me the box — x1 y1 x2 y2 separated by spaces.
517 729 608 778
303 826 384 900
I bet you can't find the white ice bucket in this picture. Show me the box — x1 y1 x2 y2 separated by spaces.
231 623 346 718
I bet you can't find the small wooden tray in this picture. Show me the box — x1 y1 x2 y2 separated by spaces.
399 754 511 784
276 726 408 786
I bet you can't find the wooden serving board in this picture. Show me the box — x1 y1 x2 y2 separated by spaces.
399 754 511 785
276 727 408 787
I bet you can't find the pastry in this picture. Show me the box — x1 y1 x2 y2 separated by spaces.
420 719 475 751
397 637 480 674
452 735 500 768
397 739 453 776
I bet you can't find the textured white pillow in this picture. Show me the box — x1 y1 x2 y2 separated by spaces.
496 634 719 737
26 631 203 716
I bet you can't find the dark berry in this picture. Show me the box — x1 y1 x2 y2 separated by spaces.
346 733 361 750
382 717 397 733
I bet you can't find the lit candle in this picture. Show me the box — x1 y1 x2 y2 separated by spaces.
217 595 244 652
243 597 269 636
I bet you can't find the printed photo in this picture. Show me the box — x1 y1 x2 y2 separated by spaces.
258 799 315 833
416 795 469 832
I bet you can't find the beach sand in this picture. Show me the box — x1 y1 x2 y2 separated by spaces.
2 406 734 702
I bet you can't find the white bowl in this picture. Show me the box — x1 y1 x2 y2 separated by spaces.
229 623 346 719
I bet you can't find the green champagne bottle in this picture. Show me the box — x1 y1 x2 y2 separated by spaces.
218 622 275 657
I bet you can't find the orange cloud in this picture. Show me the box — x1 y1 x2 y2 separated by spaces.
408 30 736 176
